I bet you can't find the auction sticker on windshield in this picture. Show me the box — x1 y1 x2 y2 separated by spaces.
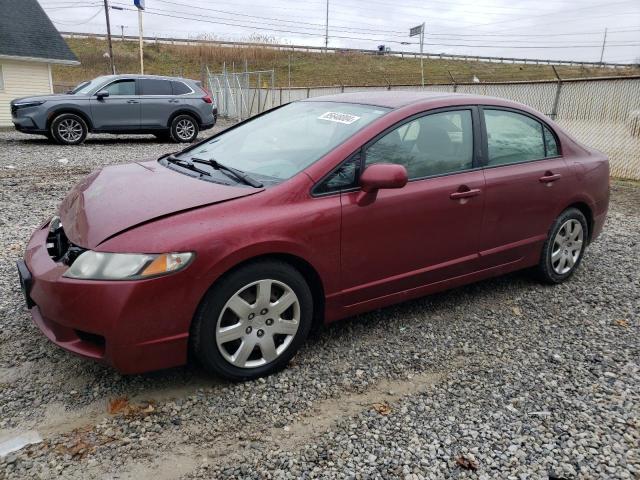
318 112 361 124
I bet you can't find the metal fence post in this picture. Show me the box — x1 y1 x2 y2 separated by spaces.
551 65 563 120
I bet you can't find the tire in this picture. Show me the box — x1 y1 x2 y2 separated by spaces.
170 114 199 143
537 208 588 284
50 113 88 145
191 260 313 381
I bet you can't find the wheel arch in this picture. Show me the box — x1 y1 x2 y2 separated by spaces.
565 201 594 243
196 252 326 330
47 108 94 131
168 109 202 128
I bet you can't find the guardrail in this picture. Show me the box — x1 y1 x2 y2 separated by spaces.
59 31 638 69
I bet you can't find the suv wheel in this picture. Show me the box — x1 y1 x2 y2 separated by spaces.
537 208 588 284
191 260 313 381
51 113 88 145
170 115 199 143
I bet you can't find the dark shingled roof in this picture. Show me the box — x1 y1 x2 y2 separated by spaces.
0 0 79 64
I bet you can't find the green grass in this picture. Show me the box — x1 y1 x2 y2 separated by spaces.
53 37 640 89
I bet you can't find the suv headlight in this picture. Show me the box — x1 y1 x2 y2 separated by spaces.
63 251 193 280
13 100 46 109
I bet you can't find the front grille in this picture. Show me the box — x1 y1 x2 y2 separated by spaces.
46 219 86 265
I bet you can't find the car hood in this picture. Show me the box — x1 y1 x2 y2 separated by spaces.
58 160 263 248
12 94 90 104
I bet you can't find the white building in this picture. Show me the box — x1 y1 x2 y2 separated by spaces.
0 0 79 127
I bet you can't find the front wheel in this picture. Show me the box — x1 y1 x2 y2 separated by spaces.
50 113 88 145
170 114 199 143
191 261 313 381
537 208 588 284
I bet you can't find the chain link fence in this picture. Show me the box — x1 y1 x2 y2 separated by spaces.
219 76 640 180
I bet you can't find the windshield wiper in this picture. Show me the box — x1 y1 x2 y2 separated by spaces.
191 157 263 188
164 154 211 177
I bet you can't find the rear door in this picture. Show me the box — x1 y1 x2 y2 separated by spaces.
477 107 571 268
337 107 486 306
139 78 176 129
89 78 140 130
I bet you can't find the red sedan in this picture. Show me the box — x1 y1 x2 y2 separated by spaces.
17 92 609 380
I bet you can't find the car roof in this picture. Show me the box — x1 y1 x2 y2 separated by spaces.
302 90 515 110
99 74 197 82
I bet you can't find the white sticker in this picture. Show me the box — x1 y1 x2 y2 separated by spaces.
318 111 361 124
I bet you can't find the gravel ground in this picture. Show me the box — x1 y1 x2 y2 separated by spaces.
0 127 638 479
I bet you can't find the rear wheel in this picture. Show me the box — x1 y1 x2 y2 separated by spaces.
50 113 88 145
191 261 313 381
537 208 588 284
170 114 199 143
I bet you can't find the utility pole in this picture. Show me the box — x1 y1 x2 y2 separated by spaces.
324 0 329 52
103 0 115 74
599 27 607 64
120 25 124 41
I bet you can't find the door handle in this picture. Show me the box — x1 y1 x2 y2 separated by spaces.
539 172 561 183
169 99 179 103
450 187 481 200
126 99 139 104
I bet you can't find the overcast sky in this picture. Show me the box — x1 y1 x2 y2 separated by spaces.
41 0 640 64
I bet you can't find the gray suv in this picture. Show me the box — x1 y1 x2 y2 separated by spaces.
10 74 217 145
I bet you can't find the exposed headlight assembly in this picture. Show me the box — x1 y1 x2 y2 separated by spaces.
63 251 193 280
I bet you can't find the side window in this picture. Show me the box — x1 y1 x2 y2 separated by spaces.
543 125 559 157
140 79 172 95
102 79 135 96
171 81 192 95
314 153 361 195
484 109 546 166
365 110 474 179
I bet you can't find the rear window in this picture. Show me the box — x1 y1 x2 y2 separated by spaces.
140 79 172 95
171 81 192 95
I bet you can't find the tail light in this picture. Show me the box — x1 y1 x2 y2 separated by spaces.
202 95 213 104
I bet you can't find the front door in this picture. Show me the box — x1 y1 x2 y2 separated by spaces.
477 107 572 268
89 78 140 130
338 107 486 307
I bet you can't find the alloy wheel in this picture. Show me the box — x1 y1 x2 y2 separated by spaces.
551 219 584 275
57 118 83 143
175 119 195 141
215 279 300 369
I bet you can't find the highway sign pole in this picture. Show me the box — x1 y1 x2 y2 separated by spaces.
134 0 145 74
410 23 425 87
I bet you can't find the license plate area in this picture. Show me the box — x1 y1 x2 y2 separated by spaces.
16 260 35 308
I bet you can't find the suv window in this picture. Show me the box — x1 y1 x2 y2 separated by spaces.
365 110 474 179
171 81 192 95
140 79 172 95
102 79 135 96
484 109 548 166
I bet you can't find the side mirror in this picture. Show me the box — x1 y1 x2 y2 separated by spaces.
359 163 408 192
96 90 109 99
357 163 408 206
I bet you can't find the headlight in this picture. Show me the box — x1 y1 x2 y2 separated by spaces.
63 251 193 280
14 100 46 108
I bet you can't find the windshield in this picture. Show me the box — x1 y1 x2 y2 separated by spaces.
182 101 389 180
70 77 110 95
